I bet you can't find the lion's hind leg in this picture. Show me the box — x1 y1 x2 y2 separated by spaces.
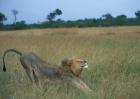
32 69 42 88
25 68 34 82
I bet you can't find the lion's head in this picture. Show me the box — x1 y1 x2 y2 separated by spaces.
61 57 88 77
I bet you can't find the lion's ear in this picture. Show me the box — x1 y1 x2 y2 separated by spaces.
61 58 73 67
61 59 69 66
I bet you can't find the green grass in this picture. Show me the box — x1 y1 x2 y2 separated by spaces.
0 26 140 99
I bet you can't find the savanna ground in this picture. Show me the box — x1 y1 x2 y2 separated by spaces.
0 26 140 99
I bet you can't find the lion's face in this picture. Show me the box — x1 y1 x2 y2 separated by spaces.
61 57 88 77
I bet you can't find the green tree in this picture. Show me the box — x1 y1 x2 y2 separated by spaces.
116 15 127 19
115 15 127 25
135 10 140 18
47 13 56 21
13 20 27 29
102 13 113 20
11 9 18 24
55 8 62 15
101 13 114 26
0 12 7 26
47 8 62 22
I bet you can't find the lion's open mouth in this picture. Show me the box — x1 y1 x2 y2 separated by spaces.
81 63 88 68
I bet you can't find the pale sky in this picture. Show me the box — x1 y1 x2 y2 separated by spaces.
0 0 140 24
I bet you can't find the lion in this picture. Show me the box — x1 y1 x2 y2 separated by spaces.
2 49 92 93
60 57 88 77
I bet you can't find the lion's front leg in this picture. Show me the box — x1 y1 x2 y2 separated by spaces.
70 77 93 94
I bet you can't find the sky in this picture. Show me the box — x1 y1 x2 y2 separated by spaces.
0 0 140 24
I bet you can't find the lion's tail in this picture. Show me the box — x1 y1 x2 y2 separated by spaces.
2 49 22 72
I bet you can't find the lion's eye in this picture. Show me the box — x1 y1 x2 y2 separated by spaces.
80 60 86 63
84 60 87 63
78 61 84 63
76 60 81 63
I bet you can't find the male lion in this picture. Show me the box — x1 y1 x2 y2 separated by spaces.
2 49 92 93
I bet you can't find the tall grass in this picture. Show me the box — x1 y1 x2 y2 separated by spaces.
0 26 140 99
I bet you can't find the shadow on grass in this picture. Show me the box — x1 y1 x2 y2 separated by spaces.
0 54 13 99
45 32 78 36
0 70 13 99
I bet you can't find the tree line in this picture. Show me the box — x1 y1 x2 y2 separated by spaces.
0 9 140 30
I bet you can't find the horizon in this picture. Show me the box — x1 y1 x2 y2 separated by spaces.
0 0 140 24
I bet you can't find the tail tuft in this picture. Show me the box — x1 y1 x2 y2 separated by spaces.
3 64 6 72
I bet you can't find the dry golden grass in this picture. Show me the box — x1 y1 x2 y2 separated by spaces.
0 26 140 99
